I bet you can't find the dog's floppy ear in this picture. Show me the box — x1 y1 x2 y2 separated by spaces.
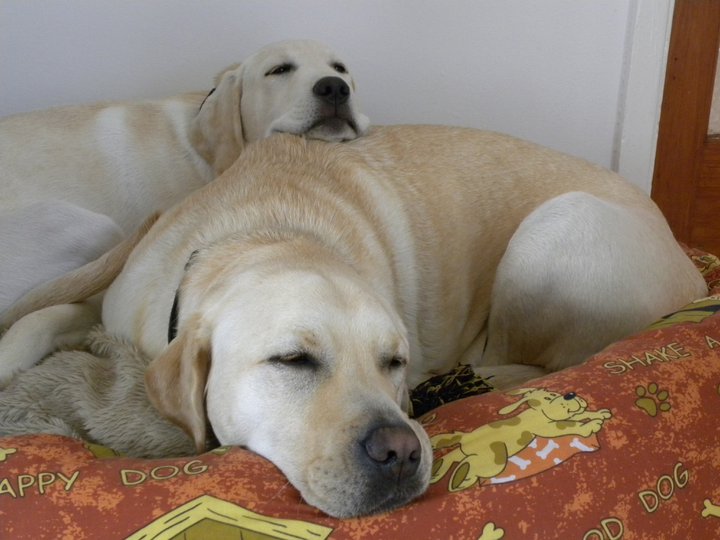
145 316 211 452
190 63 245 175
498 397 530 416
498 389 537 416
506 387 537 397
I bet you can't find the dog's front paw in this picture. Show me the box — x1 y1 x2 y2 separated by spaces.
0 354 25 390
0 376 11 391
581 418 605 436
0 365 19 390
577 408 612 422
449 462 480 492
430 456 446 483
593 408 612 420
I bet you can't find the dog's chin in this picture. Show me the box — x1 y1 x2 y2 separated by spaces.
301 472 431 519
271 114 368 143
304 118 359 142
294 421 433 518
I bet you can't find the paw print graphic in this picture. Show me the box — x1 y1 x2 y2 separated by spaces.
635 383 671 417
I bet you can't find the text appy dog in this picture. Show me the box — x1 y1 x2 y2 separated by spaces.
0 126 706 517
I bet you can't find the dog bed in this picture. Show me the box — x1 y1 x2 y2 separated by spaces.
1 251 719 539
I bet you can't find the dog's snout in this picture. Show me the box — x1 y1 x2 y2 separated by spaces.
362 425 422 480
313 76 350 106
563 392 577 400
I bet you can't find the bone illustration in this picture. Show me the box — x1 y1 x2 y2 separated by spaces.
702 499 720 519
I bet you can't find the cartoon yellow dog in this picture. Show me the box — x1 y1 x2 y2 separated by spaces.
430 388 611 491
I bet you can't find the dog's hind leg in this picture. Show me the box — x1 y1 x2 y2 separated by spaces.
461 328 546 390
0 213 160 388
482 191 706 373
0 300 99 388
0 201 124 315
0 212 159 329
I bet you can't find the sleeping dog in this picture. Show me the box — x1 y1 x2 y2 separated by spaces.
0 39 369 314
0 126 706 517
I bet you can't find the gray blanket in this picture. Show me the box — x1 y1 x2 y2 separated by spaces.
0 326 194 457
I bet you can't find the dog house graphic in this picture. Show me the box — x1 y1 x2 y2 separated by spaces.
125 495 333 540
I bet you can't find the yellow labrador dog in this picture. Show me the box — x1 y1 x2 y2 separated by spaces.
0 126 706 517
0 39 369 314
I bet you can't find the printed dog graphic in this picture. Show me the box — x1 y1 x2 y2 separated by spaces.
430 388 612 491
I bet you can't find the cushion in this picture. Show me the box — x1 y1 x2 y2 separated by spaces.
1 252 719 538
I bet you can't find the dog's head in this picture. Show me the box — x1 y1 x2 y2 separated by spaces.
145 240 431 518
190 39 370 174
499 388 588 421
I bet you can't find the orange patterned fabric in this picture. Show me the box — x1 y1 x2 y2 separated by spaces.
1 258 720 539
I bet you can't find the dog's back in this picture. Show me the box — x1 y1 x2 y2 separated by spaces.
343 126 705 376
0 94 212 232
101 126 706 381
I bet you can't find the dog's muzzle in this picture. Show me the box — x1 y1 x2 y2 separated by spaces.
331 419 430 517
361 423 422 482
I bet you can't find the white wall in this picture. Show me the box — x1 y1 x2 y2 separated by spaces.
0 0 670 190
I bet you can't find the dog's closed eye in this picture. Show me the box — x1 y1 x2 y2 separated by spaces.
382 355 407 372
265 63 295 76
267 351 319 369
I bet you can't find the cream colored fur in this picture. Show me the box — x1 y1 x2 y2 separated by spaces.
0 126 707 517
0 39 369 314
0 327 193 457
0 214 158 384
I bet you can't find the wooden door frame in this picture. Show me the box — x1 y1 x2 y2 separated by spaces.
652 0 720 250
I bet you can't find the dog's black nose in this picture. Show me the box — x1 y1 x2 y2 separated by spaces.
563 392 577 400
313 76 350 105
362 425 421 480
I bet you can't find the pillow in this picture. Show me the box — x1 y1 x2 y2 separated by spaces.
2 254 719 539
